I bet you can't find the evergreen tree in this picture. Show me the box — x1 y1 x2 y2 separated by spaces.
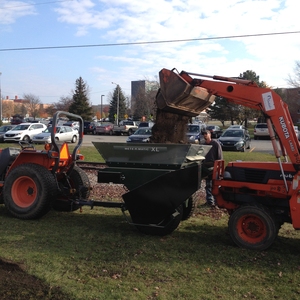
69 77 93 120
108 85 127 123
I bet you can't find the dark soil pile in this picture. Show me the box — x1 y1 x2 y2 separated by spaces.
0 259 70 300
150 109 190 143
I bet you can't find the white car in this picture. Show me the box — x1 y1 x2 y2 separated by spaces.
294 126 300 140
32 126 79 144
4 123 47 142
253 123 269 140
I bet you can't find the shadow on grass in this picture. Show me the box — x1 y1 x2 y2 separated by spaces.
1 205 299 258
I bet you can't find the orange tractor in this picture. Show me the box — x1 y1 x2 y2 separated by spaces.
0 111 90 219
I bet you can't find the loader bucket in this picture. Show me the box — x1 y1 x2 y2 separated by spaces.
156 68 215 117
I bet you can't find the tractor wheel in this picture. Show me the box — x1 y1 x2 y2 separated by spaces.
53 165 90 212
228 204 278 250
3 163 57 220
135 205 183 236
182 194 198 221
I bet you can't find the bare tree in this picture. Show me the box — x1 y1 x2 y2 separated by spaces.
2 100 14 120
46 96 73 115
23 93 41 119
287 61 300 87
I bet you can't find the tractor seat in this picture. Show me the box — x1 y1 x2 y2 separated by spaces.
0 148 20 176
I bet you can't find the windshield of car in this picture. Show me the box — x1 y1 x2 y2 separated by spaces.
256 123 268 128
13 124 30 131
222 130 243 137
206 126 216 130
135 128 152 135
43 126 59 133
0 127 7 132
100 122 112 127
187 125 200 133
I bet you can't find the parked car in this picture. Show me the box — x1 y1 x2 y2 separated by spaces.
228 125 247 130
206 125 223 138
31 126 79 144
218 129 251 152
138 121 155 128
186 123 204 144
95 122 114 135
294 126 300 140
84 121 98 135
10 114 24 125
4 123 47 142
0 125 16 142
126 127 152 143
63 121 79 131
254 123 269 140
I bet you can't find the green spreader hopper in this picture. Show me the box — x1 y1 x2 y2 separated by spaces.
91 142 211 236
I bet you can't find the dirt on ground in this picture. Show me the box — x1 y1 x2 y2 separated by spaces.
0 258 70 300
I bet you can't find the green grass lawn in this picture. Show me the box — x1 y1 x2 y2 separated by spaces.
0 207 299 300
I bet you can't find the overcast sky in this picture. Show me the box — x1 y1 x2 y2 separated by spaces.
0 0 299 106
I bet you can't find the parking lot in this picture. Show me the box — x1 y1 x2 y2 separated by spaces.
82 133 275 153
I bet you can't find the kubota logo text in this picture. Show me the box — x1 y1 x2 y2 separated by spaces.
279 116 290 138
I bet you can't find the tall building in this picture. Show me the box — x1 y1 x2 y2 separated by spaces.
131 80 158 108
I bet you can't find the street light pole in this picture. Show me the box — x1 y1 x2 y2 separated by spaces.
101 95 104 121
112 82 119 125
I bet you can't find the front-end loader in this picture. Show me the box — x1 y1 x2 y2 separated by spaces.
155 68 300 250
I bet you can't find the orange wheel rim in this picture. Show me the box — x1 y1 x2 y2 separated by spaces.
11 176 37 208
236 214 267 244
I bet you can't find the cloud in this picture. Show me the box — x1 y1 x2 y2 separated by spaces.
1 0 299 106
0 0 36 25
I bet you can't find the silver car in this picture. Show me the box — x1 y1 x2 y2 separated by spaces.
126 127 152 143
32 126 79 144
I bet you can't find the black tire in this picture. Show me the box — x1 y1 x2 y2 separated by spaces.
182 194 198 221
71 135 77 143
3 163 57 220
135 205 183 236
22 135 30 142
228 204 278 250
53 165 90 212
128 129 133 136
